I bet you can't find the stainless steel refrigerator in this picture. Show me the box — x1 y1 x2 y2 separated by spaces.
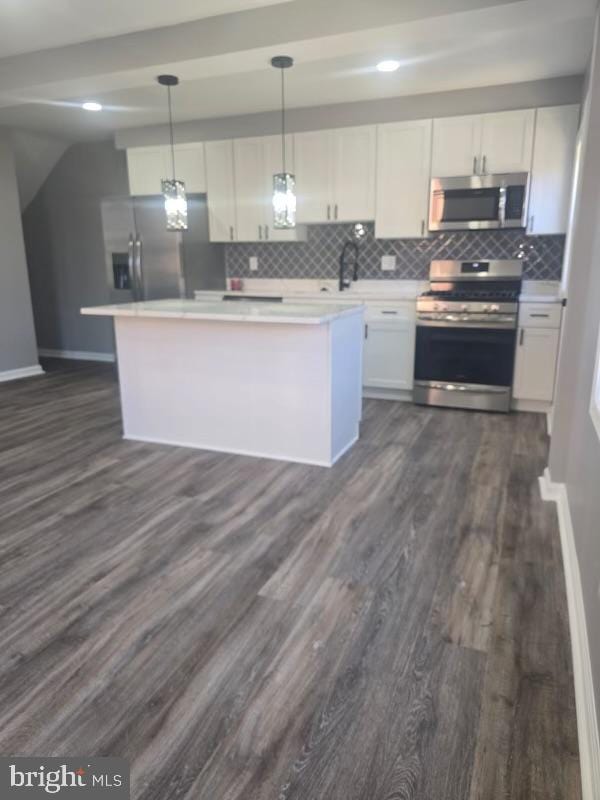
101 194 225 303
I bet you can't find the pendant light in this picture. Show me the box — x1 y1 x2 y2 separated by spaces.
157 74 188 231
271 56 296 229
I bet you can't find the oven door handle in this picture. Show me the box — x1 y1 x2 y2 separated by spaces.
416 318 517 330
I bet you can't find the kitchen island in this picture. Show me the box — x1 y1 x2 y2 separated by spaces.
81 299 364 466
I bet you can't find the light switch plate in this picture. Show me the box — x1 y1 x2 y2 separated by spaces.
249 256 259 272
381 255 396 272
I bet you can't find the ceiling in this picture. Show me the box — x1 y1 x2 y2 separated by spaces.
0 0 595 143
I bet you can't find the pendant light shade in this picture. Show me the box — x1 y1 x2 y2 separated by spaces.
157 74 188 231
271 56 296 229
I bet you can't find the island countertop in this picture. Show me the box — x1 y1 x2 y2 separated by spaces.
81 298 364 325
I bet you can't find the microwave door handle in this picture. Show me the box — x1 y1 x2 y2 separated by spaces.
498 186 507 228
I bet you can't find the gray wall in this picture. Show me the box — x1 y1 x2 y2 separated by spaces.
548 10 600 726
23 141 129 355
0 133 39 373
115 75 583 149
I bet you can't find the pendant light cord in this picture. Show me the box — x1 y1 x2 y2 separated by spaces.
280 67 286 174
167 84 176 179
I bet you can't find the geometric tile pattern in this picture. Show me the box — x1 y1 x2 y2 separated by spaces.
226 223 565 281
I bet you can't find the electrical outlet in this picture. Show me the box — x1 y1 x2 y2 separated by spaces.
249 256 259 272
381 255 396 272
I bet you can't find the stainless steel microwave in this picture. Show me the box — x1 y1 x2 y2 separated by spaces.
429 172 529 231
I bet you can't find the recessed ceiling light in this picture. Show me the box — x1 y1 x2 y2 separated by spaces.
376 60 400 73
82 102 102 112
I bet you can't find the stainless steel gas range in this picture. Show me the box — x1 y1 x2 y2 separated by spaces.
413 259 523 413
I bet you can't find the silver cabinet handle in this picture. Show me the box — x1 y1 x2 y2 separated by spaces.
473 156 478 175
229 226 234 241
327 204 331 221
364 323 368 339
421 219 425 236
529 215 535 233
258 225 263 240
334 204 338 220
519 329 525 346
482 155 487 174
135 237 143 299
530 313 549 318
265 225 269 240
381 310 398 315
127 234 135 296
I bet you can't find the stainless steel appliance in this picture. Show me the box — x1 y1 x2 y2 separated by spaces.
413 259 523 413
429 173 529 231
101 194 225 303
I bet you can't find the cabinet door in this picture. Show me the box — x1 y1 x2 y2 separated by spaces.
528 105 579 235
332 126 376 222
234 137 266 242
174 143 206 193
480 109 535 174
294 130 334 223
375 120 432 239
261 134 306 242
513 326 560 402
127 147 170 195
431 115 482 177
205 140 237 242
363 318 416 390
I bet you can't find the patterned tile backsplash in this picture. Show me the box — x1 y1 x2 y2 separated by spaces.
225 224 565 281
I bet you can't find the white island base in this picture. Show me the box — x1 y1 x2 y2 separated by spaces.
84 301 364 467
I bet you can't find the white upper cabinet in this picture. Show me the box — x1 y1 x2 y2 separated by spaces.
294 130 334 223
528 105 579 235
332 126 376 222
127 147 170 196
479 109 535 174
431 115 482 178
375 120 432 239
432 109 534 177
127 143 206 195
172 143 206 193
205 140 237 242
295 126 376 223
234 137 266 242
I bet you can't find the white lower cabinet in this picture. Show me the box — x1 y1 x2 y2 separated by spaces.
513 303 562 403
363 306 416 392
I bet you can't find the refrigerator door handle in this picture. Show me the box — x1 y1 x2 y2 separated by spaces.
135 236 143 300
128 235 135 298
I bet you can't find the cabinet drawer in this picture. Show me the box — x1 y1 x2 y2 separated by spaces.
519 303 562 328
364 304 415 321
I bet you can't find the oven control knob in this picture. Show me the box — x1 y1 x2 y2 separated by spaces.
483 305 490 312
490 304 500 312
461 304 468 311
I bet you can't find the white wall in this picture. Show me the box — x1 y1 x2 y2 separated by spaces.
0 133 39 375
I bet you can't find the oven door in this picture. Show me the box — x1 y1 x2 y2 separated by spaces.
414 321 517 412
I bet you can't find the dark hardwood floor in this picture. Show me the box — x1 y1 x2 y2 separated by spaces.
0 359 580 799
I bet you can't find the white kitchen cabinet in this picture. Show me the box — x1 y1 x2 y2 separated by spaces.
479 109 535 174
127 147 171 196
375 120 432 239
363 306 416 392
127 143 206 195
528 105 579 235
294 130 334 223
333 126 376 221
431 115 482 177
205 140 237 242
513 302 562 403
295 126 376 223
233 135 307 242
233 137 266 241
431 109 534 177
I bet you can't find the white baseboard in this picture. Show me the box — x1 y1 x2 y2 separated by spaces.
38 348 115 363
0 364 44 383
539 467 600 800
511 398 553 413
363 387 412 402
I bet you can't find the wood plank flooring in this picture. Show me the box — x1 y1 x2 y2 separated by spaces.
0 359 581 799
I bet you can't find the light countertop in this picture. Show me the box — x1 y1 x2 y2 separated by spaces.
81 298 364 326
